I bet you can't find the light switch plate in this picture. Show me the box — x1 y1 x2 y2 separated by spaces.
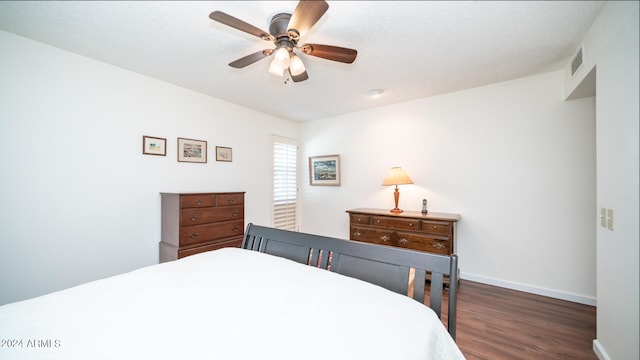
607 208 614 230
601 208 607 227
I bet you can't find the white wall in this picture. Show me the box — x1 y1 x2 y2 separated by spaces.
300 70 597 304
566 2 639 360
0 30 299 305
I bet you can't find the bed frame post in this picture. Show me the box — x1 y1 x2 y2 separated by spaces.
447 254 458 339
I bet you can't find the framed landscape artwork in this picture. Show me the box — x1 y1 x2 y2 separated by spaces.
216 146 232 162
177 137 207 163
142 135 166 156
309 154 340 186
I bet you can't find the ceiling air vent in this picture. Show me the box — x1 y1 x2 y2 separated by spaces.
571 47 583 77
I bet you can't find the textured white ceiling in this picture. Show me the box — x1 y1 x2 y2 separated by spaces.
0 1 605 122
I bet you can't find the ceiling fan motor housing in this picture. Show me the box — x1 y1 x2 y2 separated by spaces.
269 13 291 36
270 13 298 49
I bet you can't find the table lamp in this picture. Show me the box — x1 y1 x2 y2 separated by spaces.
382 167 413 213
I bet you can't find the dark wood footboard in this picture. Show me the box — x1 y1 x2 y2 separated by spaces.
242 223 459 339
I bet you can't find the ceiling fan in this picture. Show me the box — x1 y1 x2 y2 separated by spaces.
209 0 357 83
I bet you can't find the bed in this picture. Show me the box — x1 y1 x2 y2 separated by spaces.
0 223 465 360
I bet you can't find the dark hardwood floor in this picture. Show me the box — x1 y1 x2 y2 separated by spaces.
436 280 597 360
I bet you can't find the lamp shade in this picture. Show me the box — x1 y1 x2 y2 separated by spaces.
382 167 413 186
289 54 306 76
268 60 285 77
272 47 291 71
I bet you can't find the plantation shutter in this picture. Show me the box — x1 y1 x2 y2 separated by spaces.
272 136 298 231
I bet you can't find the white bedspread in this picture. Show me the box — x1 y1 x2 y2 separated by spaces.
0 248 465 360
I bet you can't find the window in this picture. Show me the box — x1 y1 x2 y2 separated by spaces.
272 136 298 231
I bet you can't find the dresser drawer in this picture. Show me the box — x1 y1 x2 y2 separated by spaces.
350 226 395 246
350 214 371 225
177 237 243 258
217 193 244 206
179 220 244 246
180 194 217 208
180 206 244 226
421 220 453 236
371 216 420 231
395 232 451 255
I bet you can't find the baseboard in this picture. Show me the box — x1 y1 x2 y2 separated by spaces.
460 272 597 306
593 339 611 360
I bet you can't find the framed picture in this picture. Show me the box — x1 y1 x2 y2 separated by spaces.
309 154 340 186
177 137 207 163
216 146 233 162
142 135 166 156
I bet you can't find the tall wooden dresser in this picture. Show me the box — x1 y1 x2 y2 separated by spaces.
160 192 245 262
346 208 460 256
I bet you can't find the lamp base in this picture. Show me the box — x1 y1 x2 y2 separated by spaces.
389 186 404 214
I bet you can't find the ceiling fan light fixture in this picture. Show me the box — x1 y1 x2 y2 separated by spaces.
268 60 285 77
272 47 291 71
289 54 306 76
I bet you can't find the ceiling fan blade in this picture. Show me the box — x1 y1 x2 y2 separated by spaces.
300 44 357 64
286 0 329 40
229 49 273 68
209 11 274 41
289 68 309 82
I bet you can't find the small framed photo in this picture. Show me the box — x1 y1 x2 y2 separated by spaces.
177 137 207 163
142 136 166 156
309 154 340 186
216 146 232 162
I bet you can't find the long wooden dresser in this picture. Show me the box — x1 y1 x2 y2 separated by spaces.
346 208 460 256
160 192 245 262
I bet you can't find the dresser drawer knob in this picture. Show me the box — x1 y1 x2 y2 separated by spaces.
409 223 414 227
357 217 362 222
433 225 438 229
399 238 409 244
432 242 446 249
227 199 235 204
189 232 199 239
376 220 381 224
232 211 239 217
195 199 203 206
190 215 199 222
232 226 239 232
353 231 362 237
380 235 390 242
